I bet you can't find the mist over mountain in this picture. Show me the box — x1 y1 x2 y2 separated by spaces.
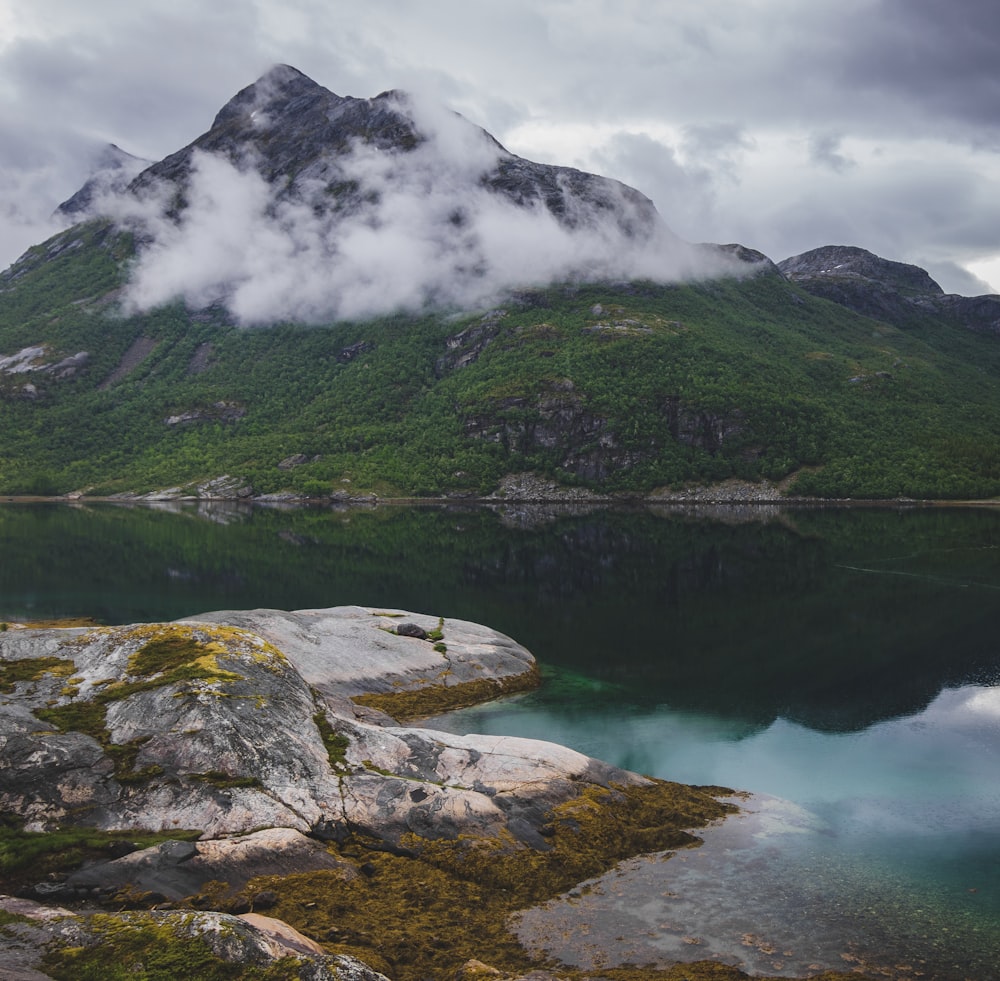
67 65 742 325
5 65 1000 502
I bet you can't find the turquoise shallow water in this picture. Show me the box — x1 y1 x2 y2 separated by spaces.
2 501 999 976
431 680 1000 978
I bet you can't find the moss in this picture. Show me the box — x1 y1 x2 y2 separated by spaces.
17 617 103 628
351 662 541 722
40 911 307 980
0 655 76 693
237 779 771 981
33 702 160 784
0 820 201 892
189 770 263 789
0 908 30 927
128 634 210 677
312 711 350 772
34 698 107 739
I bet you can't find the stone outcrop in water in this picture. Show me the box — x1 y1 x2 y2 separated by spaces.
0 606 739 979
0 606 598 847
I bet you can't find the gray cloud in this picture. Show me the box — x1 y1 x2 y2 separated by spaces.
590 132 718 244
1 0 998 294
808 134 856 174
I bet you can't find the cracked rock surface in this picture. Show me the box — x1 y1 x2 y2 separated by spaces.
1 606 645 877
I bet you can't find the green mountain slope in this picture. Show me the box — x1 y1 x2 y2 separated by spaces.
3 218 1000 500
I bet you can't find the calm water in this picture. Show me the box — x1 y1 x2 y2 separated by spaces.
2 501 999 978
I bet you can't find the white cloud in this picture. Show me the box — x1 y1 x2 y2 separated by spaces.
109 91 740 325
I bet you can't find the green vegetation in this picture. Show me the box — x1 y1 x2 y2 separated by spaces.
311 710 350 771
0 655 75 693
3 222 1000 499
351 664 541 722
40 912 306 981
0 817 200 892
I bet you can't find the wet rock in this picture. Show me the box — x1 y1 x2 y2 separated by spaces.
395 622 428 639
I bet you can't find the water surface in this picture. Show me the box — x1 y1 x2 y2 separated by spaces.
2 501 998 977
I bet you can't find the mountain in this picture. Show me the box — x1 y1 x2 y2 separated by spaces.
132 64 663 240
2 66 1000 501
778 245 1000 335
55 142 151 219
63 64 723 325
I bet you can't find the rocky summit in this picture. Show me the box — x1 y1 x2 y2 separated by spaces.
124 64 664 244
778 244 1000 334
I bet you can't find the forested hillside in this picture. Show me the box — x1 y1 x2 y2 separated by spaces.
3 217 1000 500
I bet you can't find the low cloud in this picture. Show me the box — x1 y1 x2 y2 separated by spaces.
106 94 744 325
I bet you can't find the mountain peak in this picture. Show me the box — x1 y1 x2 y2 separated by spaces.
53 66 745 323
778 245 944 296
55 143 150 218
210 64 329 131
778 244 1000 334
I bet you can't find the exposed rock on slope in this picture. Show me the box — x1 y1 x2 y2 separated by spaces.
55 143 150 219
126 64 662 243
778 244 1000 333
0 345 90 400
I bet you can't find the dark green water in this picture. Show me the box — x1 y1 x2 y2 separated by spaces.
2 500 999 977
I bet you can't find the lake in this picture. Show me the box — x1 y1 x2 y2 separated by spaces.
2 500 998 978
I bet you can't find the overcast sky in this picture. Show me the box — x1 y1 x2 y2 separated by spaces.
2 0 999 294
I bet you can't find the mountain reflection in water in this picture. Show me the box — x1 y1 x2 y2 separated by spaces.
2 500 999 977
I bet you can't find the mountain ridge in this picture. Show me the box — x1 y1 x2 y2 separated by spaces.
777 244 1000 335
2 66 1000 501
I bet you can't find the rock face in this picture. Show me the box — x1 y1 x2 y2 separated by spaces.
0 607 643 860
778 244 1000 334
55 143 150 218
122 64 663 245
0 345 91 400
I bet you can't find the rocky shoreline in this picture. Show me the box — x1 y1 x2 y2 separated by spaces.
1 608 870 979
